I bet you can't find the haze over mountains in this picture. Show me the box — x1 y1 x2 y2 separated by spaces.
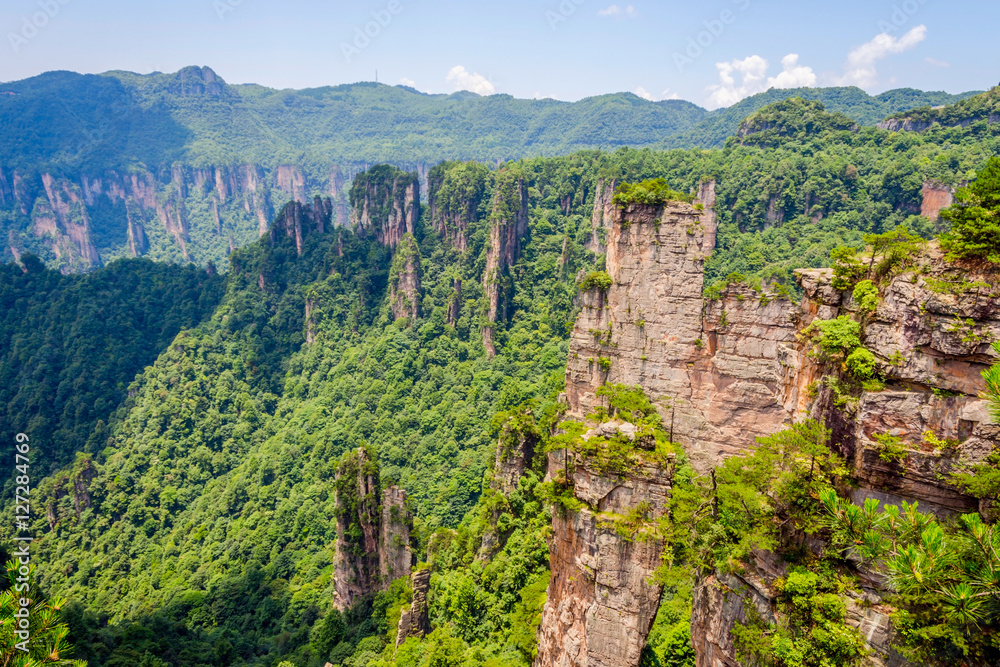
0 65 985 274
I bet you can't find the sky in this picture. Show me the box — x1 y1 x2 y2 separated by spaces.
0 0 996 109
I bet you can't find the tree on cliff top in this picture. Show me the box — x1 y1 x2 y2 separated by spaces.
941 156 1000 264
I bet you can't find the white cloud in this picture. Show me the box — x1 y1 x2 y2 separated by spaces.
446 66 496 95
400 77 417 87
925 57 950 68
598 4 638 18
705 53 818 108
837 25 927 88
767 54 817 89
706 55 769 108
635 86 681 102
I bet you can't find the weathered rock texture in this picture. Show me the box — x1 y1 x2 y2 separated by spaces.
535 447 675 667
552 189 999 665
388 234 422 321
691 254 998 667
333 448 414 611
586 178 617 254
920 180 954 222
2 157 377 273
482 170 529 357
395 567 431 647
270 197 334 256
427 161 490 251
564 192 809 473
350 166 420 249
480 415 540 559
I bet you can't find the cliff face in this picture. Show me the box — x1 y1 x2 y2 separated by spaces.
482 169 529 357
920 180 955 222
333 448 414 611
350 166 420 249
535 443 675 667
3 161 367 272
427 161 490 251
388 234 422 321
564 190 806 473
269 196 333 256
395 567 431 647
550 189 998 665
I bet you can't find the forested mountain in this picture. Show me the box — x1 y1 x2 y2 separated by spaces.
0 66 981 275
3 90 1000 667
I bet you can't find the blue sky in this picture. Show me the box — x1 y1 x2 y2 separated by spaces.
0 0 996 108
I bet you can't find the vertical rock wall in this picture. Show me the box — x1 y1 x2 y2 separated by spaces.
482 170 529 357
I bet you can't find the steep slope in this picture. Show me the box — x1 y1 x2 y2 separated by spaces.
0 256 224 478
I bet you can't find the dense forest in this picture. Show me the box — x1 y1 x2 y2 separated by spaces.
1 90 1000 667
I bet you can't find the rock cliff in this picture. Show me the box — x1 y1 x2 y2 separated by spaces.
482 169 529 357
395 567 431 647
349 165 420 249
535 432 675 667
333 448 414 611
564 189 806 473
388 234 422 321
546 187 999 666
2 161 370 272
427 161 490 251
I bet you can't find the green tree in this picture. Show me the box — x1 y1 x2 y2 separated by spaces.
0 561 86 666
941 157 1000 264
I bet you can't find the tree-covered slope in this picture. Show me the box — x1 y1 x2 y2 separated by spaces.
665 86 982 148
5 105 1000 665
0 257 224 479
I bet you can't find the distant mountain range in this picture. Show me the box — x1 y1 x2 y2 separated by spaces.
0 66 987 273
0 66 982 171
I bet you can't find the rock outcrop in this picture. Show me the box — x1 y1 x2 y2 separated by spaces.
388 234 422 321
482 169 529 357
269 197 334 256
333 448 414 611
564 191 807 473
535 443 675 667
551 186 999 665
395 567 431 647
3 160 371 272
920 180 955 222
427 161 490 251
586 178 617 254
350 165 420 249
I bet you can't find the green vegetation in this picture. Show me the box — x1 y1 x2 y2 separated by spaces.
734 98 858 148
822 492 1000 665
612 179 694 207
885 86 1000 130
578 271 613 292
0 561 86 665
852 279 880 313
941 156 1000 264
0 257 224 479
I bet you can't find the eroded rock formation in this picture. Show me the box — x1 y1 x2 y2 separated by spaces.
333 448 414 611
547 188 998 666
482 169 529 357
350 165 420 249
535 444 675 667
388 233 422 321
395 567 431 647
